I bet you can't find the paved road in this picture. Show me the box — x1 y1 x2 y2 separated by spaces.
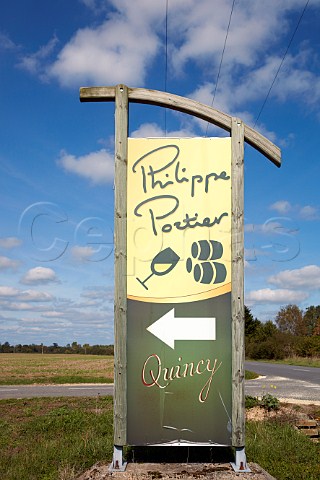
245 361 320 404
0 384 114 399
245 361 320 384
0 362 319 404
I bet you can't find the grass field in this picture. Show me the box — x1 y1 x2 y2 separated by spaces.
0 396 319 480
0 353 260 385
0 354 114 385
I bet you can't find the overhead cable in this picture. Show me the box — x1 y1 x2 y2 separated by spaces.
254 0 310 127
206 0 236 135
164 0 169 135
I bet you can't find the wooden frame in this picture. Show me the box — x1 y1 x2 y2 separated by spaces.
80 84 281 455
81 86 281 167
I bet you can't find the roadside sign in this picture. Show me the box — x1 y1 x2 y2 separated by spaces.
127 137 232 445
80 84 281 470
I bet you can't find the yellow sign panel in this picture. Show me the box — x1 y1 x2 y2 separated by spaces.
127 137 231 303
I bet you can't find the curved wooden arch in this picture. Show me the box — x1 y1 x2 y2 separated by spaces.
80 85 281 167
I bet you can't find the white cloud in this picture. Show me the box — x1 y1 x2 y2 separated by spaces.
270 202 318 221
48 5 160 87
299 205 319 220
80 0 97 10
131 123 166 138
183 9 320 123
21 267 58 285
15 0 320 123
0 237 22 249
0 286 53 308
81 287 111 299
272 49 320 107
18 36 58 77
270 201 292 214
187 79 277 139
268 265 320 290
19 290 54 302
58 149 114 184
170 2 302 80
0 286 19 297
0 33 16 51
244 219 297 235
41 311 66 318
246 288 308 305
189 50 320 122
0 284 115 344
2 302 40 311
71 246 95 261
0 256 20 271
80 286 114 305
131 123 196 138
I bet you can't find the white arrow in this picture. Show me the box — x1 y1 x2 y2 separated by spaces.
147 308 216 349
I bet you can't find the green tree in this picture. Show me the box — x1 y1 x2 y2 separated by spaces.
0 341 12 353
256 320 278 341
244 305 261 337
246 322 286 360
303 305 320 336
275 304 304 336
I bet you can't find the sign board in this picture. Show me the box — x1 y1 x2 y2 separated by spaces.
127 137 232 445
80 84 281 470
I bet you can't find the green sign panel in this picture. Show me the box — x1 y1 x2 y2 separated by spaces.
127 137 232 445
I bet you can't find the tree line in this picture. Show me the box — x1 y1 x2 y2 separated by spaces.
1 303 319 359
0 341 114 356
245 304 320 360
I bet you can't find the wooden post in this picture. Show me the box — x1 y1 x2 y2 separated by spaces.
114 84 128 448
231 117 245 448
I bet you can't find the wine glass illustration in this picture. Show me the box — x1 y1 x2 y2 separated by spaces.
136 247 180 290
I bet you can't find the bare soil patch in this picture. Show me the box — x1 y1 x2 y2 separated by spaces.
74 462 277 480
246 402 320 424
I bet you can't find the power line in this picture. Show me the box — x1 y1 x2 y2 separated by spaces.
164 0 169 94
164 0 169 136
206 0 236 135
253 0 310 128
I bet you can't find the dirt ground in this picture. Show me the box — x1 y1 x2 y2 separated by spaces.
245 401 320 423
75 462 277 480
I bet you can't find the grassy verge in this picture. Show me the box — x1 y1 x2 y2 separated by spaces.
1 396 319 480
0 376 112 385
247 356 320 368
245 369 259 380
275 356 320 368
0 396 113 480
0 354 114 385
246 420 320 480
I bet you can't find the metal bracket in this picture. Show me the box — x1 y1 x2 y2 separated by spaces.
230 447 251 473
109 445 127 472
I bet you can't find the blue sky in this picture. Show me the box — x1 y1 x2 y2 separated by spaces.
0 0 319 346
